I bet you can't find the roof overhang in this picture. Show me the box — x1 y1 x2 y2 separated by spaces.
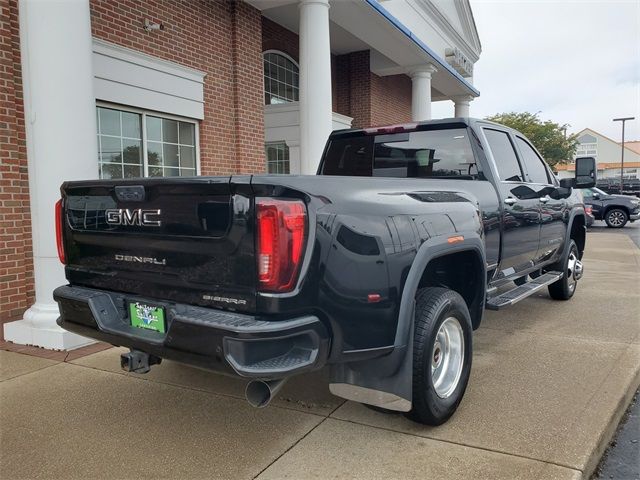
246 0 480 100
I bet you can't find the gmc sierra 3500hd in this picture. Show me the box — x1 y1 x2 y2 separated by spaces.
54 118 596 425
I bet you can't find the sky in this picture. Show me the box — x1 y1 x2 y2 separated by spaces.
431 0 640 141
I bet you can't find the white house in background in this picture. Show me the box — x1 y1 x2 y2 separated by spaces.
555 128 640 180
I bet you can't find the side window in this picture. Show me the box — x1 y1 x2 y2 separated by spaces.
581 188 593 198
484 129 524 182
515 137 551 184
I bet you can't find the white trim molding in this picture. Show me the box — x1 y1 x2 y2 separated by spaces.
264 102 352 174
92 39 206 120
415 0 481 62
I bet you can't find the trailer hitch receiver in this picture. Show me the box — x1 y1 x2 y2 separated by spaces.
120 350 162 374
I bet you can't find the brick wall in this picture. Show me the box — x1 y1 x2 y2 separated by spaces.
335 50 412 128
370 73 412 126
0 0 33 336
90 0 265 175
262 17 298 62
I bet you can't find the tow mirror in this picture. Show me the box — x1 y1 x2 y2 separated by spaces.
559 178 574 189
575 157 597 188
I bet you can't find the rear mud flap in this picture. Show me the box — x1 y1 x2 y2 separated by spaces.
329 304 414 412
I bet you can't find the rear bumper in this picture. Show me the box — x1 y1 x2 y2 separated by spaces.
630 212 640 221
54 285 329 379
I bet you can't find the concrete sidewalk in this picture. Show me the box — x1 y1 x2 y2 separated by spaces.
1 232 638 479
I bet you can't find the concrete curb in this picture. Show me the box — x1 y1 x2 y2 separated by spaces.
582 353 640 479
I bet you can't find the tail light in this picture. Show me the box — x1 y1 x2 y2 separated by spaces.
256 198 307 292
585 205 593 215
55 199 66 264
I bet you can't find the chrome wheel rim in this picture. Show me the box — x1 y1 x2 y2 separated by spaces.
431 317 465 399
566 247 581 292
608 211 625 227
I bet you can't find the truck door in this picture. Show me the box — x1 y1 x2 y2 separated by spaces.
514 136 567 263
483 128 541 277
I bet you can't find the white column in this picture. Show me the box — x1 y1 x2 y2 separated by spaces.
298 0 332 175
410 65 437 121
4 0 98 350
453 95 473 118
286 140 301 175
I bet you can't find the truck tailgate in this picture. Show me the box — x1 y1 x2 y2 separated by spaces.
61 176 257 312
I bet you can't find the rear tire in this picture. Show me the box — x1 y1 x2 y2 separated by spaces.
406 287 472 425
605 208 628 228
548 240 581 300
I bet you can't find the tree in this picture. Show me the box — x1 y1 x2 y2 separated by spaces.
485 112 578 169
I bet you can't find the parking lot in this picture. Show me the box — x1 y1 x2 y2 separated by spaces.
1 230 638 480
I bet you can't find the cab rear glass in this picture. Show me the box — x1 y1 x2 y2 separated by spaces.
321 128 479 179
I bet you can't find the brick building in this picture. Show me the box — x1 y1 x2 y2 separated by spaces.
0 0 481 349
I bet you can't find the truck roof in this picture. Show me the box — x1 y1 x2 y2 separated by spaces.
328 117 508 138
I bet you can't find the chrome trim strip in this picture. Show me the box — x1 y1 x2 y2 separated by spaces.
329 383 412 412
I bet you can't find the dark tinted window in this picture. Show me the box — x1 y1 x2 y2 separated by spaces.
322 136 373 176
581 188 594 198
484 129 523 182
322 128 478 178
515 137 550 184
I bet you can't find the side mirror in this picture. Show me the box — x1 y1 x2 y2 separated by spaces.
559 178 574 188
592 192 600 199
575 157 597 188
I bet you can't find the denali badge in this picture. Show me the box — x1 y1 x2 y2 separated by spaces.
115 254 166 266
105 208 161 227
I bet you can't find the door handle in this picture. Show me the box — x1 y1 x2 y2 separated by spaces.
504 197 517 205
539 195 550 204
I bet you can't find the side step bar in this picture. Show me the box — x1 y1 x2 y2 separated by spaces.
486 272 563 310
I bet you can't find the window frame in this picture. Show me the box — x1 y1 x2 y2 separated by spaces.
263 49 300 105
265 141 290 174
96 101 200 178
514 135 555 186
482 127 526 183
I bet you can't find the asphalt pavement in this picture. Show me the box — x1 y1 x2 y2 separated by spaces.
593 390 639 480
589 219 640 248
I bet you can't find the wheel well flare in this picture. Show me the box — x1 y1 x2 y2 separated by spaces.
417 250 484 329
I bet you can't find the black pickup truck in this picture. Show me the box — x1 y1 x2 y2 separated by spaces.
54 118 596 425
581 186 640 228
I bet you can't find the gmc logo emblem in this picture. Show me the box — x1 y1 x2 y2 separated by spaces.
105 209 162 227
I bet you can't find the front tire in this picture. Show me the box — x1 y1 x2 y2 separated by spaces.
548 239 582 300
406 287 472 425
605 208 628 228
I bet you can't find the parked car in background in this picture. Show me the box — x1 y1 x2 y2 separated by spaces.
595 178 640 198
581 187 640 228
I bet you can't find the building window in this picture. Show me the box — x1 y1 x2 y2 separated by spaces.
97 105 198 179
265 142 290 174
576 143 597 157
575 134 598 161
263 51 299 105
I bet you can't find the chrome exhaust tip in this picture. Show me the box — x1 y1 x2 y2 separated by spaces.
245 379 286 408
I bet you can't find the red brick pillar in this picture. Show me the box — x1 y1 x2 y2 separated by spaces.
231 1 265 174
0 0 34 338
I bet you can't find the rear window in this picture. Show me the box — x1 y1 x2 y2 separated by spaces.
321 128 479 179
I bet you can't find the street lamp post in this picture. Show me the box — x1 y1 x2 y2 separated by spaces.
613 117 635 193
